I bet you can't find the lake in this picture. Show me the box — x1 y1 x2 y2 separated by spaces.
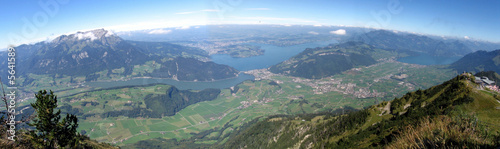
211 40 339 71
86 73 254 90
397 53 462 65
87 40 338 90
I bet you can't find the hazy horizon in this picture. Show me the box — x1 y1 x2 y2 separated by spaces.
2 0 500 49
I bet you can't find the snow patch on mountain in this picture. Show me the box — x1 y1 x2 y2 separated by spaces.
105 30 115 37
75 29 116 40
49 29 121 45
76 32 98 41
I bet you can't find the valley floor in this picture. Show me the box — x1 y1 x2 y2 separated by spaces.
60 60 457 146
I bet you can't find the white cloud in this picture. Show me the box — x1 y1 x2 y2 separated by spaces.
330 29 346 35
148 29 172 34
464 36 470 39
245 8 271 11
308 31 319 35
314 24 322 27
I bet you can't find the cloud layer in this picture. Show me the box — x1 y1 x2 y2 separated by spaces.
330 29 346 35
148 29 172 34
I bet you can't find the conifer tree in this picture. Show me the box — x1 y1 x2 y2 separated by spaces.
29 90 79 148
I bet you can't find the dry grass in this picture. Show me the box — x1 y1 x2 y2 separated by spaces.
0 125 118 149
386 115 499 149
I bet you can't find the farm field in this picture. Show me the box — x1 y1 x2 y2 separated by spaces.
58 60 458 146
8 61 165 109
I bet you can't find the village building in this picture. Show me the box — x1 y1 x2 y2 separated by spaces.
474 75 499 93
475 76 495 86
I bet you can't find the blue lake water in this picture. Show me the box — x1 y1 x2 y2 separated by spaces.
87 40 338 90
86 73 254 90
211 40 338 71
397 53 462 65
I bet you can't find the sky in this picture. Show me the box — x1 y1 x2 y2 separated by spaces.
1 0 499 49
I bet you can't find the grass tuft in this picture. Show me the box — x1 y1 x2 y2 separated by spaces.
387 115 499 148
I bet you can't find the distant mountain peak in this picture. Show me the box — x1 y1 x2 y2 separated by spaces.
52 29 114 41
75 29 115 40
50 29 121 47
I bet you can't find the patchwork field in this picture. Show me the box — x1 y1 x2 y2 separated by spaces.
52 60 458 146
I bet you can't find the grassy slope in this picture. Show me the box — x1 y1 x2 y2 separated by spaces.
220 74 500 148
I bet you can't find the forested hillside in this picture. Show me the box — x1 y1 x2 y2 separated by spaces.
270 42 378 79
450 49 500 74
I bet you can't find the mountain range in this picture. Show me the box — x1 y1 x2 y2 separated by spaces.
269 31 500 80
2 26 500 148
352 30 474 56
0 29 238 83
24 29 149 76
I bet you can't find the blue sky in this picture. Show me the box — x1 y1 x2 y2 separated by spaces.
1 0 499 49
